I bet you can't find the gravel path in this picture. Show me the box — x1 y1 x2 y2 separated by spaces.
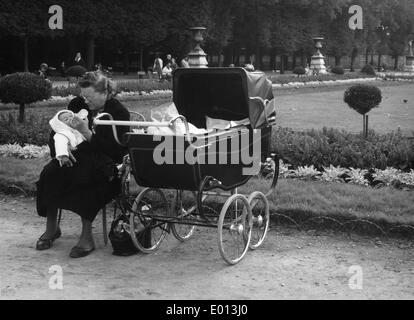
0 195 413 300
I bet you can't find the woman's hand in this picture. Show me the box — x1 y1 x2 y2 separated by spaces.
70 116 92 141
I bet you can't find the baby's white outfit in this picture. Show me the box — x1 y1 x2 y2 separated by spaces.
49 110 88 160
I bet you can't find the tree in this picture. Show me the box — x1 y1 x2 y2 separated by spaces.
344 84 382 138
0 0 47 71
382 0 414 70
0 73 52 122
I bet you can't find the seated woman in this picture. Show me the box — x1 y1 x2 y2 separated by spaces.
162 62 173 81
36 72 130 258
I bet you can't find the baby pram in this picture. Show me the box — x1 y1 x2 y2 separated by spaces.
94 68 279 265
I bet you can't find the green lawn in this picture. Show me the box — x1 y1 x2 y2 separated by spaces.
274 82 414 135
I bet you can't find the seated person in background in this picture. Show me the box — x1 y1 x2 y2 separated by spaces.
37 63 56 80
181 56 190 68
162 62 173 80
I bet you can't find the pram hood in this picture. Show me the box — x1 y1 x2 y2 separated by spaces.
173 68 275 129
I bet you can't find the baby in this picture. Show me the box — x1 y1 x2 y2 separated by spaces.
49 109 89 167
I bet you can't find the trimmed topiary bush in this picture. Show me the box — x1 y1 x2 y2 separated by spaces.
292 66 306 76
344 85 382 115
0 72 52 123
344 84 382 138
65 65 87 78
361 64 376 76
331 66 345 75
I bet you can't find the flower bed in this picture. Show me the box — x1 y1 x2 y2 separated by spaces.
0 143 49 159
271 77 381 88
266 160 414 190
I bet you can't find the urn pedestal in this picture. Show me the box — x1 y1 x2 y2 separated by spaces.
188 27 208 68
404 56 414 72
404 41 414 72
310 37 327 75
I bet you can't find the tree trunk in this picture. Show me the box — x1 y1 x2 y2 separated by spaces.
362 114 369 138
365 48 369 65
139 46 144 71
23 36 29 72
301 51 305 67
394 55 399 70
362 114 365 138
370 51 374 65
269 48 276 70
217 50 222 67
18 103 25 123
335 56 341 66
280 55 285 74
377 54 382 71
350 48 357 72
86 36 95 70
350 55 355 72
123 50 129 75
292 52 296 69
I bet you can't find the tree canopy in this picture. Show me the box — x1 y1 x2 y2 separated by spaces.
0 0 414 71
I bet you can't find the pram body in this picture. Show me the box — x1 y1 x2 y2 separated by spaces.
94 68 279 265
125 68 275 191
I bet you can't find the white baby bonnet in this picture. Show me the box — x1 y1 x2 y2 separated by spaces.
49 109 88 148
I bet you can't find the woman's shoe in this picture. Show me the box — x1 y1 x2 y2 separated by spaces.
69 246 95 258
36 228 62 251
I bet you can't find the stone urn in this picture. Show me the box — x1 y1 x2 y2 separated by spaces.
405 40 414 72
188 27 208 68
310 37 327 74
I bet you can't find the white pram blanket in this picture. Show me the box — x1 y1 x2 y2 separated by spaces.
143 103 250 135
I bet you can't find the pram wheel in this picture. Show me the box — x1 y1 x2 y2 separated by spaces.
130 188 169 253
247 191 270 250
170 190 197 242
218 194 252 265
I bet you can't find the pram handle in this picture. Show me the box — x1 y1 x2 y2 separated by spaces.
93 113 126 146
93 113 193 146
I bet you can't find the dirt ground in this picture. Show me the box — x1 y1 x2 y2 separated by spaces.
0 194 413 300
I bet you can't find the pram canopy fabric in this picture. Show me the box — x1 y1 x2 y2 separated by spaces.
173 68 275 129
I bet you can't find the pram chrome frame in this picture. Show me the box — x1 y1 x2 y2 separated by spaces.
93 68 279 265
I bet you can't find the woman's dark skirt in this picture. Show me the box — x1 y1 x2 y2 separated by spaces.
36 145 121 222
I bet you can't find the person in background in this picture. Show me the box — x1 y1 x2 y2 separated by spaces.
74 52 86 67
37 63 56 80
162 62 173 81
171 57 178 71
165 54 172 66
153 54 163 81
180 56 190 68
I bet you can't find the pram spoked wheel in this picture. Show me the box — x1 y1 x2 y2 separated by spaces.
170 190 197 241
247 191 270 250
218 194 253 265
130 188 169 253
